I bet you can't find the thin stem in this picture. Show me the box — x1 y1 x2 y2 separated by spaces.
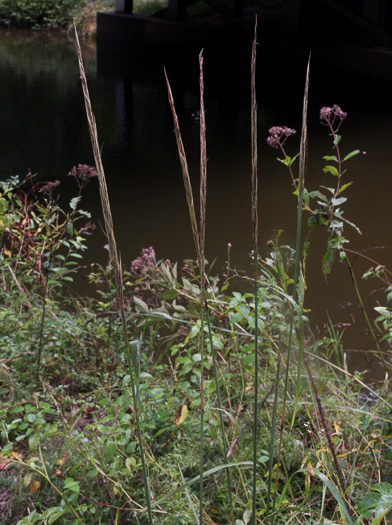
344 252 388 370
266 336 282 519
74 23 153 523
250 18 259 525
199 49 207 525
304 357 347 496
205 302 234 522
272 55 310 523
36 273 48 379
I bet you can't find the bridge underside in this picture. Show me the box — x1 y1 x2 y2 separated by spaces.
97 0 392 79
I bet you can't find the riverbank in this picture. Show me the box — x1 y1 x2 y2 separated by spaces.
1 164 392 523
1 26 392 523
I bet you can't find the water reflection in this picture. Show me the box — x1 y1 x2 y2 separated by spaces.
1 29 392 378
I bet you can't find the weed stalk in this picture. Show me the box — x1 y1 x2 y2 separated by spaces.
271 55 310 523
250 19 259 525
198 49 207 525
304 357 347 496
74 23 153 524
205 304 234 522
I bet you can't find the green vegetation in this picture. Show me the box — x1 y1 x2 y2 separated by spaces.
1 31 392 525
0 0 168 36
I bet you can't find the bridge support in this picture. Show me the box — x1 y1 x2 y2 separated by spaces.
115 0 133 13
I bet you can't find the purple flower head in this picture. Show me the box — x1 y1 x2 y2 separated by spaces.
68 164 97 189
39 180 60 198
266 126 296 149
320 105 347 130
130 247 157 278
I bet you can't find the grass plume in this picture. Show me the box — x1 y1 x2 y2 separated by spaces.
250 18 259 525
74 22 153 524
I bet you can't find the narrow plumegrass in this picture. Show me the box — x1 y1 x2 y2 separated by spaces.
73 22 153 524
198 50 207 524
250 18 259 525
304 357 347 496
269 55 310 523
206 306 234 522
165 50 236 521
163 67 200 262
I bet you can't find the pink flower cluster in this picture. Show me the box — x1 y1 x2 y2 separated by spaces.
320 105 347 132
266 126 296 149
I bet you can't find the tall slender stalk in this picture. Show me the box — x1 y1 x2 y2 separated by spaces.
271 55 310 523
205 305 234 522
344 254 388 370
266 336 282 519
74 23 153 524
166 53 234 522
198 49 207 525
250 19 259 525
304 357 347 496
164 51 209 523
36 272 48 379
163 68 200 262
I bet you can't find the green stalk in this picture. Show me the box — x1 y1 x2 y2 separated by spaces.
250 19 259 525
272 55 310 523
266 336 282 519
74 23 153 524
344 253 388 370
198 49 207 525
36 272 48 379
205 302 234 523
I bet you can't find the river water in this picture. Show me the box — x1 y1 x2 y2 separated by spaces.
1 29 392 378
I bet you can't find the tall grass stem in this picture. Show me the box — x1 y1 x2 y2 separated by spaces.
164 68 200 261
250 19 259 525
74 22 153 524
272 55 310 523
205 303 234 522
198 49 207 525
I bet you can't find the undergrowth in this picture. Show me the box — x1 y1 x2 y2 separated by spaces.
1 28 392 525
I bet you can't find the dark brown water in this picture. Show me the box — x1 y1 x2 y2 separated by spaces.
2 29 392 378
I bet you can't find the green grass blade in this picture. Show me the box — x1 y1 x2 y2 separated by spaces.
206 304 234 522
290 54 310 428
151 462 253 509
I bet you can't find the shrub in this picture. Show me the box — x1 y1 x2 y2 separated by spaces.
0 0 85 29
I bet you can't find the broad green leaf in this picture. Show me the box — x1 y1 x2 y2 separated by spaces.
48 509 67 524
320 185 335 194
322 246 334 278
69 196 81 210
242 354 255 368
309 190 328 202
323 155 338 162
243 509 251 524
151 461 252 508
28 434 39 452
331 197 347 206
342 149 360 162
278 468 353 524
373 483 392 496
303 188 309 207
338 181 353 194
323 165 339 177
106 442 116 461
64 478 80 492
160 289 180 300
133 296 149 313
0 197 8 214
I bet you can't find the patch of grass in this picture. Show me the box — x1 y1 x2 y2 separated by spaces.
1 31 392 525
